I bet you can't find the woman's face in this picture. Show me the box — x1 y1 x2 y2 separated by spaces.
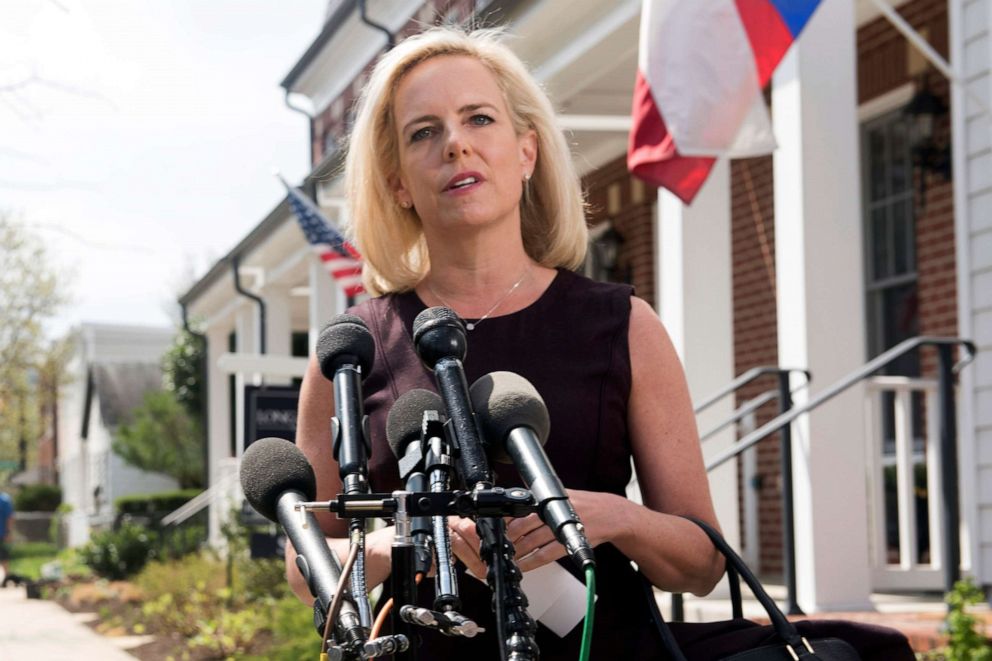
391 55 537 236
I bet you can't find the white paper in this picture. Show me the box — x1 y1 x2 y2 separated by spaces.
469 560 593 637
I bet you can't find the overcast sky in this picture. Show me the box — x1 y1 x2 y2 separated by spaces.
1 0 328 338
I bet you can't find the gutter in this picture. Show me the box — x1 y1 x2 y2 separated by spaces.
231 254 266 355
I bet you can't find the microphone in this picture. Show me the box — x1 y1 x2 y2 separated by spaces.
469 372 596 570
386 389 442 576
239 437 365 645
316 313 375 494
387 388 465 616
412 307 491 491
316 313 376 629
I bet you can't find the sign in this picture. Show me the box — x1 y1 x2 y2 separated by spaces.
244 385 300 448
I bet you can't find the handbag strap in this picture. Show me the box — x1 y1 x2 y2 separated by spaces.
638 571 689 661
682 516 805 649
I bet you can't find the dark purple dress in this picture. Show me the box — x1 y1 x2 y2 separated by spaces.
349 268 667 659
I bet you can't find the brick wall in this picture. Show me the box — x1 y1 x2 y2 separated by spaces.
583 155 658 307
731 155 784 574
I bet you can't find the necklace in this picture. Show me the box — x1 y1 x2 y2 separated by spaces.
427 266 531 331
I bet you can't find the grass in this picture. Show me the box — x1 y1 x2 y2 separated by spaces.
8 543 91 581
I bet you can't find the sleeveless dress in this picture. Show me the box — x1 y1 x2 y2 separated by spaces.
348 268 667 660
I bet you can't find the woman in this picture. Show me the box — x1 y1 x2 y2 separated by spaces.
288 27 724 659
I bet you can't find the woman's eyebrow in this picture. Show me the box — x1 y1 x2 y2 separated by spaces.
401 103 500 134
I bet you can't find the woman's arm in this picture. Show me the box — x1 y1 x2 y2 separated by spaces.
489 296 724 596
285 353 394 603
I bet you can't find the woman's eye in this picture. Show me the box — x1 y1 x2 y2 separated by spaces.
470 114 494 126
410 126 434 142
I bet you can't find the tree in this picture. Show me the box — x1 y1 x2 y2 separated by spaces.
112 328 206 489
113 391 204 489
0 214 67 475
163 327 205 422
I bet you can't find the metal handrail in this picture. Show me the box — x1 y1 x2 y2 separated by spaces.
705 335 976 605
695 366 811 414
706 336 976 470
699 385 806 443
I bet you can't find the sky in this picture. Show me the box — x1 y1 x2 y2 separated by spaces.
1 0 329 337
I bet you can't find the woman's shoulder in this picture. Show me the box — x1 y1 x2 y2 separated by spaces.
551 268 634 315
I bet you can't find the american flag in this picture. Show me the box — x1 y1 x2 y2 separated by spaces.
279 176 365 298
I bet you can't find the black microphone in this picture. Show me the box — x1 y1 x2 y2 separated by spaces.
412 307 491 491
239 437 365 645
386 389 442 576
316 313 376 629
470 371 596 570
316 313 375 495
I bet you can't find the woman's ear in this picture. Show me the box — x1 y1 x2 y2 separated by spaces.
389 173 413 209
519 129 538 177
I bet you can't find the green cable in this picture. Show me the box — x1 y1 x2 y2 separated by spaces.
579 565 596 661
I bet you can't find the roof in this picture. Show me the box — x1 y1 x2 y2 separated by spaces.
178 149 345 308
279 0 527 92
90 363 163 429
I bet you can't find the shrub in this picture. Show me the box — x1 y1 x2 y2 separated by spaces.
944 579 992 661
114 489 200 520
136 553 229 636
79 523 157 579
14 484 62 511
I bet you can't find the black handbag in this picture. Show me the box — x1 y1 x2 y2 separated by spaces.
643 516 899 661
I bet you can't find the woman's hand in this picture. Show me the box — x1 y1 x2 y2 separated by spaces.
446 489 632 575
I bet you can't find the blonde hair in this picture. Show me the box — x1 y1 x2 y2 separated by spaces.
345 26 588 296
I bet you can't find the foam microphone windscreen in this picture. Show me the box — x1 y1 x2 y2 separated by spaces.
316 313 375 379
240 437 317 522
412 306 460 344
386 389 444 459
469 371 550 464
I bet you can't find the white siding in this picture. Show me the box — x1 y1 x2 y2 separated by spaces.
954 0 992 585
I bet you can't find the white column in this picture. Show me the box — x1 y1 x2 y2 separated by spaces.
265 284 293 386
772 0 872 611
309 254 346 354
657 159 740 551
206 323 232 548
234 306 257 457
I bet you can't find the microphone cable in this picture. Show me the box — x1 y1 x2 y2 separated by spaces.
368 572 425 640
579 565 596 661
321 543 360 660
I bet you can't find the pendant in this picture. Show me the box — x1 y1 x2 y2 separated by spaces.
466 322 476 331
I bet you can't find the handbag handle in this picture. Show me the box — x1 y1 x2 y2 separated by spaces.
682 516 806 650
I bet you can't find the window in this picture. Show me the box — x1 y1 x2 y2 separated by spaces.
863 109 919 370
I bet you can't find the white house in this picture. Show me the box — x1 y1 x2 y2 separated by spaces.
58 323 179 547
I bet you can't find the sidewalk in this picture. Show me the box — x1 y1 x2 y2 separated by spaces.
0 585 138 661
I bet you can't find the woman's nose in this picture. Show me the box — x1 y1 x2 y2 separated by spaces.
444 129 471 160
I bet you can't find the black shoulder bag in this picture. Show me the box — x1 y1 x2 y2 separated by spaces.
641 517 914 661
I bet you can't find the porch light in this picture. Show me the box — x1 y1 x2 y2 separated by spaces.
904 77 951 198
592 224 623 277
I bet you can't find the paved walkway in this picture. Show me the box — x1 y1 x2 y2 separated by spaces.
0 585 138 661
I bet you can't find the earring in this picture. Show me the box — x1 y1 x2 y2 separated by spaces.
400 200 411 209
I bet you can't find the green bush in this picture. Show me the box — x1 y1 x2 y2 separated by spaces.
14 484 62 511
944 579 991 661
248 596 319 661
114 489 200 520
79 523 157 579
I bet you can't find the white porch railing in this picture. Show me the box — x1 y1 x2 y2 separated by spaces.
865 375 951 591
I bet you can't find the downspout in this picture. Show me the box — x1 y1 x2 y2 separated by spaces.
358 0 395 50
284 89 316 166
231 255 267 355
181 301 210 490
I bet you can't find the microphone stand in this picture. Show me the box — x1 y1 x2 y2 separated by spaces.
297 486 539 661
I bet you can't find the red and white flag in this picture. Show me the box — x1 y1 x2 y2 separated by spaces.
628 0 822 204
